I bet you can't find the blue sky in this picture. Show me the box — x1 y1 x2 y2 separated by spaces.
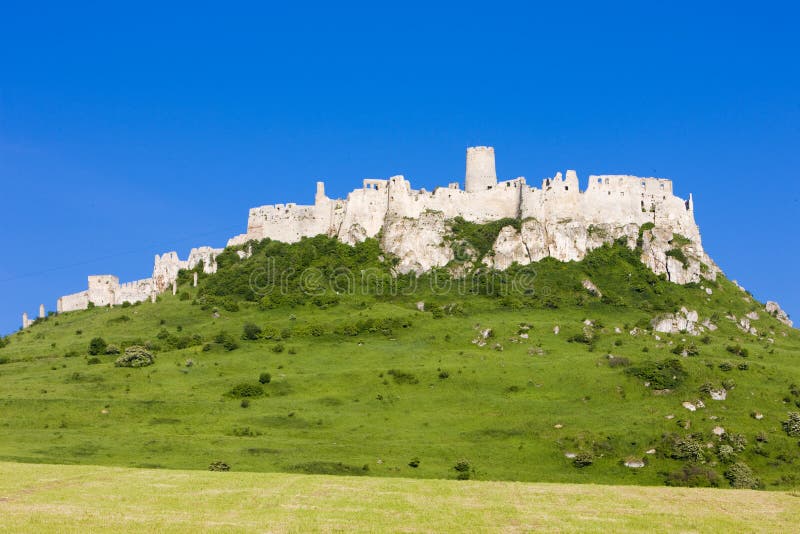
1 1 798 335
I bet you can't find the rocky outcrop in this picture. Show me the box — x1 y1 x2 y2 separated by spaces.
766 301 793 328
652 307 701 335
481 220 718 286
381 212 454 274
639 227 717 285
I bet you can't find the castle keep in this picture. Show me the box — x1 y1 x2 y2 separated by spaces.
25 146 718 327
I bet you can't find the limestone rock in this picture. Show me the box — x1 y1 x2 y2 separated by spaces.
766 301 793 328
381 212 453 274
652 307 701 335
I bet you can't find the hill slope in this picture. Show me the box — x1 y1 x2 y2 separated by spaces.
1 234 799 489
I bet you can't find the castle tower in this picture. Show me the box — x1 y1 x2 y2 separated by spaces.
315 181 326 204
465 146 497 192
22 312 28 329
39 304 45 319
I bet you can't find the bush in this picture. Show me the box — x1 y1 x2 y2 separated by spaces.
719 361 733 372
86 356 102 365
114 346 155 368
271 343 285 353
726 344 749 357
105 344 120 355
242 323 262 340
453 458 472 480
607 355 630 368
0 336 10 349
214 331 239 351
438 370 450 379
669 436 706 462
387 369 418 385
228 383 264 398
208 460 230 472
88 337 107 356
626 358 687 389
665 464 721 487
717 444 736 463
572 452 594 468
240 399 250 408
0 356 10 365
782 412 800 437
259 372 272 384
725 462 760 489
408 457 421 468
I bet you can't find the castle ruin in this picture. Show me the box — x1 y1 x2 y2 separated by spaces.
22 145 719 328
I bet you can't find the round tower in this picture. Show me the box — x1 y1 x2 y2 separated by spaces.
465 146 497 192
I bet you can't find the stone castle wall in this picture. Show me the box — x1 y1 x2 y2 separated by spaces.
227 147 706 266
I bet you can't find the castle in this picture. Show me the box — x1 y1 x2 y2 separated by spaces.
229 146 701 250
23 146 718 328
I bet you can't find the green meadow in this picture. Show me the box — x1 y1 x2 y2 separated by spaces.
1 462 798 532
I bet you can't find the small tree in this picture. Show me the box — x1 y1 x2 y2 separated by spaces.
88 337 107 356
259 372 272 384
242 323 262 340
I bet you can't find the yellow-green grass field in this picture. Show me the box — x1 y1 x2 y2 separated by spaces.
0 461 798 532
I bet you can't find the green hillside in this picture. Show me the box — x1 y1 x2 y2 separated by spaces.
1 233 799 489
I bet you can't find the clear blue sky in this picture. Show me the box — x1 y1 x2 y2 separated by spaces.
1 1 798 335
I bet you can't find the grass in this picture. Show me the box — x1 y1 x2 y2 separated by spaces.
0 237 798 490
1 461 798 532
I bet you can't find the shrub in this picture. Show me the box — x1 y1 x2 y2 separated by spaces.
725 432 747 452
0 336 10 349
725 462 760 489
567 333 592 344
208 460 230 472
408 457 421 468
666 248 689 269
626 358 687 389
240 399 250 408
0 356 10 365
607 355 630 368
453 458 472 480
259 372 272 384
738 362 749 371
114 346 155 368
387 369 418 385
228 383 264 398
782 412 800 437
438 370 450 379
214 331 239 351
719 361 733 372
669 436 706 462
665 464 721 487
271 343 285 353
717 444 736 463
726 345 749 357
242 323 262 340
105 344 120 355
671 343 699 356
88 337 107 356
86 356 102 365
572 452 594 468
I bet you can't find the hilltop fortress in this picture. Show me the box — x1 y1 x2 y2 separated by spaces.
227 146 716 280
28 146 721 326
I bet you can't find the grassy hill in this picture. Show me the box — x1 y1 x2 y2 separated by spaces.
1 462 798 532
1 234 799 490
